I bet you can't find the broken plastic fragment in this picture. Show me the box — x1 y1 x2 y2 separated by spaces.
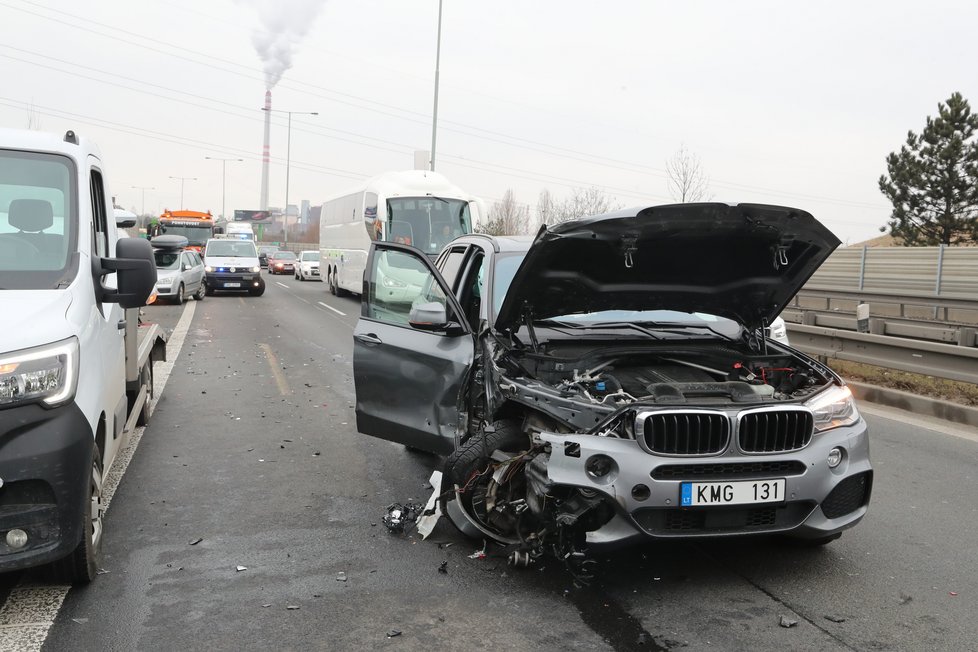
824 615 846 623
286 605 300 610
336 572 347 582
778 615 798 628
386 630 402 638
236 565 247 572
468 541 488 560
415 470 444 539
438 561 448 574
188 537 203 546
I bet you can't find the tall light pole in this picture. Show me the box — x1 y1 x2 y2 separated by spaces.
261 107 317 245
205 157 243 220
430 0 444 171
130 185 154 217
169 176 197 210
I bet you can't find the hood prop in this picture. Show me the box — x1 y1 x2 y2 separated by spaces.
522 304 540 353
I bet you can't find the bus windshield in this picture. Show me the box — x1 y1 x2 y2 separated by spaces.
387 197 471 255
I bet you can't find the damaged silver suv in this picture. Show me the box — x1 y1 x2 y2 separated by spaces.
353 203 872 560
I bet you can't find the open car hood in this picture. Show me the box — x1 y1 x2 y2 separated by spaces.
494 203 840 333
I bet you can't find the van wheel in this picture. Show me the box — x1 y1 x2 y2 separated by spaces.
250 286 265 297
135 362 154 427
195 282 206 301
47 449 103 584
328 270 337 295
174 283 184 305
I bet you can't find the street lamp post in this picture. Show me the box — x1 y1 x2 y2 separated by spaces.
261 107 317 245
130 185 154 217
430 0 444 171
169 176 197 210
205 157 243 220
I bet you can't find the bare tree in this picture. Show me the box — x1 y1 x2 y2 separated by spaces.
536 189 556 231
482 189 531 235
665 144 711 203
549 186 622 224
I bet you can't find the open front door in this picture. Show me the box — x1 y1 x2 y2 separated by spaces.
353 242 474 454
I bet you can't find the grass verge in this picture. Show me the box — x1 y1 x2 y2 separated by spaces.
828 359 978 408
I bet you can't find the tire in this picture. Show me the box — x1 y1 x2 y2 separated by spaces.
47 449 103 584
250 285 265 297
443 419 528 543
195 281 206 301
444 420 527 487
205 285 215 296
135 361 154 427
329 270 337 296
174 283 184 305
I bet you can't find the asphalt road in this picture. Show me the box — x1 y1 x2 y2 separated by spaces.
1 271 975 651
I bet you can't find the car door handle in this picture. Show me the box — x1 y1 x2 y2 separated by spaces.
354 333 382 345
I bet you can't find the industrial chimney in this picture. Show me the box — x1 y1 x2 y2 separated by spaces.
260 90 271 210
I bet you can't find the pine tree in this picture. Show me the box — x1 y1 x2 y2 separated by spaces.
879 92 978 245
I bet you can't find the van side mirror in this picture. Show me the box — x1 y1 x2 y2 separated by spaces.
92 238 158 308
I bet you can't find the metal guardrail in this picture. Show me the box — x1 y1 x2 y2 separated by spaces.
786 323 978 385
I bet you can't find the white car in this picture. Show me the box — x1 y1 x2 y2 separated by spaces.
296 250 321 281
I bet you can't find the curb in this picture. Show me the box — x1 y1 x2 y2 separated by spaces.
848 381 978 430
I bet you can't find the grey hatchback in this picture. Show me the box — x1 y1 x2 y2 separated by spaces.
353 203 872 561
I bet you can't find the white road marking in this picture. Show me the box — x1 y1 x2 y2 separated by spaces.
860 403 978 444
0 302 198 652
317 301 346 316
275 281 289 288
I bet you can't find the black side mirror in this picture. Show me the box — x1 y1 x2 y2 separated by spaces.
93 238 157 308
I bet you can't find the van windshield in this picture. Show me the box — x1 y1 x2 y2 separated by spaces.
0 150 76 290
387 197 472 256
205 241 257 258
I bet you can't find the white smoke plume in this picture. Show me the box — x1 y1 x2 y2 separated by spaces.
243 0 327 90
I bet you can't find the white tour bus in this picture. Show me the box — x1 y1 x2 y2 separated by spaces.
319 170 483 297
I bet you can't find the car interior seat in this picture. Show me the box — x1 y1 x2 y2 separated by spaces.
7 198 63 265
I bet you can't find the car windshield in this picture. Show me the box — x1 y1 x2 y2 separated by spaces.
205 240 257 257
0 149 76 290
273 252 296 261
300 252 318 261
154 250 181 270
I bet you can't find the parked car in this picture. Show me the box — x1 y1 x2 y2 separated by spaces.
202 238 265 296
296 250 321 281
267 251 297 275
151 235 205 304
258 245 278 268
352 203 872 563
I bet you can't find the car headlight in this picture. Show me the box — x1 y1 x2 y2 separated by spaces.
204 265 213 273
0 337 79 408
251 266 261 273
805 385 859 432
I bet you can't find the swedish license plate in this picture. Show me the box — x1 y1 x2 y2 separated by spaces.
224 282 241 288
680 479 786 507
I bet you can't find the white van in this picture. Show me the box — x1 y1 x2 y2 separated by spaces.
202 238 264 296
0 128 161 583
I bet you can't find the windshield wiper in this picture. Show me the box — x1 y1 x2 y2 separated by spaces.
628 320 736 342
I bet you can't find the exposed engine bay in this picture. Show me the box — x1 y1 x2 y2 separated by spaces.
512 342 832 408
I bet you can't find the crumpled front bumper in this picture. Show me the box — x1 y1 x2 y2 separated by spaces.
539 419 872 547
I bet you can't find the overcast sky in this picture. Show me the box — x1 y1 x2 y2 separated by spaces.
2 0 976 244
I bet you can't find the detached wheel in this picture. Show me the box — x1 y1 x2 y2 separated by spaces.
443 419 528 543
48 449 103 584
